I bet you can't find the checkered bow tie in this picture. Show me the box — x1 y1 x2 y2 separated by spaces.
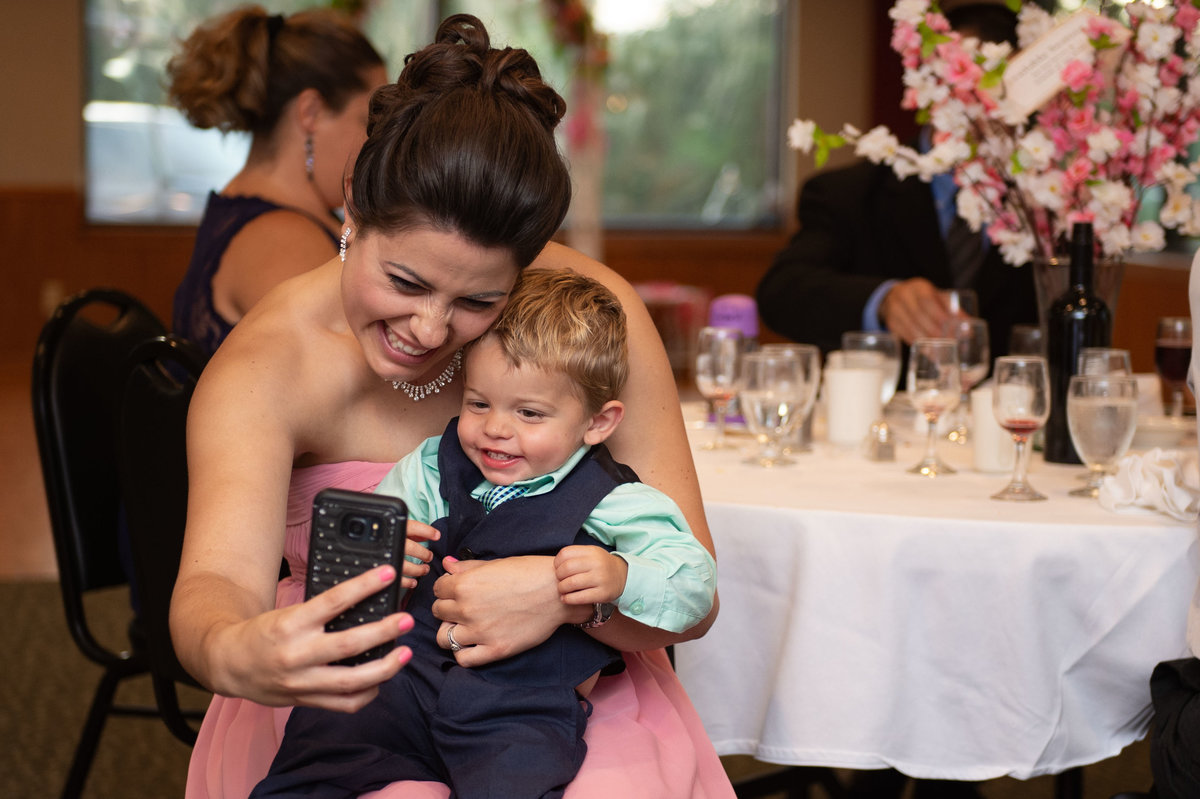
480 483 529 513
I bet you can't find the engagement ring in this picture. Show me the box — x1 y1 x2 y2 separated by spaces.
446 623 464 652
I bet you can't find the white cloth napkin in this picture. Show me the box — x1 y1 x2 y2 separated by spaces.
1099 447 1200 522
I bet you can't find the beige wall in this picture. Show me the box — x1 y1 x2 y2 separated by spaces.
1 0 82 187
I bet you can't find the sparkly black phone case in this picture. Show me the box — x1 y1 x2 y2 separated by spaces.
305 488 408 666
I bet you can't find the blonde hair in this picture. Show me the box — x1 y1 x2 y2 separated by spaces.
485 268 627 413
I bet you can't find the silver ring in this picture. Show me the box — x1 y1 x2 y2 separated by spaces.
446 623 463 652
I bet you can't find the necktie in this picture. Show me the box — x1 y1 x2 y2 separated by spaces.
481 483 529 512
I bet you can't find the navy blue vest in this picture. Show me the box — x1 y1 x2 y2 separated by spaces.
406 419 635 687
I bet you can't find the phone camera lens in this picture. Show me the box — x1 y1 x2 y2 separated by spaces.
342 514 373 541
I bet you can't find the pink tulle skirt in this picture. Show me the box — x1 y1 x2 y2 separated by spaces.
185 461 732 799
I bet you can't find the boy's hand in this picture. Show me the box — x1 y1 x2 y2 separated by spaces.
400 519 439 589
553 545 627 605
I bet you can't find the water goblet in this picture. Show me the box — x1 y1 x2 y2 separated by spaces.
990 355 1050 501
906 338 961 476
694 326 744 450
841 330 901 405
1066 374 1138 498
739 351 809 467
941 288 979 318
1156 316 1193 417
760 343 821 453
941 316 990 444
1077 347 1131 376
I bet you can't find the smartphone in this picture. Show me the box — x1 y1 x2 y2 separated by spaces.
305 487 409 666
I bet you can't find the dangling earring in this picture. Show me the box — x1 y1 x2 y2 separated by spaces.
305 135 315 180
339 227 351 262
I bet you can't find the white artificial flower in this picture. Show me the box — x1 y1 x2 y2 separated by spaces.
892 157 921 180
1098 223 1132 256
1181 200 1200 237
1088 180 1135 226
931 98 970 138
841 123 862 139
854 125 901 164
1137 22 1180 61
955 186 991 232
1159 189 1194 228
904 65 951 108
916 139 971 181
1131 62 1162 95
1155 87 1183 116
1129 126 1166 158
993 227 1037 265
1027 171 1068 211
979 41 1012 71
888 0 929 26
1086 128 1122 163
787 119 817 153
1017 130 1056 171
1189 21 1200 59
1157 161 1195 191
1016 5 1055 48
1130 220 1166 251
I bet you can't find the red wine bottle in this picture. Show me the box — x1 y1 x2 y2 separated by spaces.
1043 222 1112 464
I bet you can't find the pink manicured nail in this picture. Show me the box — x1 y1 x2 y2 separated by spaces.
396 646 413 666
378 565 396 582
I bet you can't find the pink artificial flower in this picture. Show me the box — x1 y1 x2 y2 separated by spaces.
891 23 922 58
1176 4 1200 37
1066 209 1095 225
1117 89 1140 114
1159 55 1185 88
1085 16 1115 41
1061 60 1094 93
1066 106 1096 137
902 86 921 111
1064 156 1094 189
924 12 950 33
939 45 983 90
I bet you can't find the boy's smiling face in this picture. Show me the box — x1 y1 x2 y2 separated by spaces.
457 336 614 485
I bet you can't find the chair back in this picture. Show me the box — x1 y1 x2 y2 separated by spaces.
32 288 166 665
117 334 209 744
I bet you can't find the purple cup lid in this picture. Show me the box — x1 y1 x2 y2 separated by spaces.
708 294 758 338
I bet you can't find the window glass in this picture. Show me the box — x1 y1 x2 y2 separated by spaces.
83 0 784 229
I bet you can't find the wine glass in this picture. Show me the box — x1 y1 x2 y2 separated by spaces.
1066 374 1139 498
841 331 901 405
694 326 744 450
761 343 821 453
990 356 1050 501
941 288 979 317
906 338 961 476
1156 316 1192 417
739 351 811 467
1077 347 1132 376
941 316 990 444
1008 324 1044 356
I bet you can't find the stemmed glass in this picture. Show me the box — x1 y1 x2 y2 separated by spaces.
1067 374 1139 498
990 356 1050 501
760 343 821 453
941 316 990 444
1156 317 1193 417
842 331 901 405
739 350 812 467
1078 347 1132 376
694 326 744 450
941 288 979 317
907 338 961 476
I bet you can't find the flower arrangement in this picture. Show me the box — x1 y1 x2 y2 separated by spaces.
788 0 1200 266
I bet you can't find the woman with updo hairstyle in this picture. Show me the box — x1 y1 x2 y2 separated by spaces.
173 14 730 798
167 5 387 356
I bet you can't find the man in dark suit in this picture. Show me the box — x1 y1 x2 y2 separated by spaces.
756 2 1038 363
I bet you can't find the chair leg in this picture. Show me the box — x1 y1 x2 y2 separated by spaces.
1055 766 1084 799
60 667 123 799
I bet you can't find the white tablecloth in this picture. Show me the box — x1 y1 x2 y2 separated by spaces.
674 413 1199 781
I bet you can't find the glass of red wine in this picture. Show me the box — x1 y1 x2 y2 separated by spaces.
991 355 1051 501
1155 316 1193 417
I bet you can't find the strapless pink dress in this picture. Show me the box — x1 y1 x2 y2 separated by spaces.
185 461 733 798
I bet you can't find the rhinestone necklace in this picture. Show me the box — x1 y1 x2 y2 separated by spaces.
391 349 463 402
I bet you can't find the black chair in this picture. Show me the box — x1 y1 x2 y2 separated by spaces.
117 334 211 745
32 288 167 798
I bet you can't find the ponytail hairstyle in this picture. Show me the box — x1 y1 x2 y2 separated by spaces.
346 14 571 268
166 5 384 138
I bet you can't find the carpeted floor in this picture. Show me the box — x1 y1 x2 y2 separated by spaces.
1 578 1156 799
